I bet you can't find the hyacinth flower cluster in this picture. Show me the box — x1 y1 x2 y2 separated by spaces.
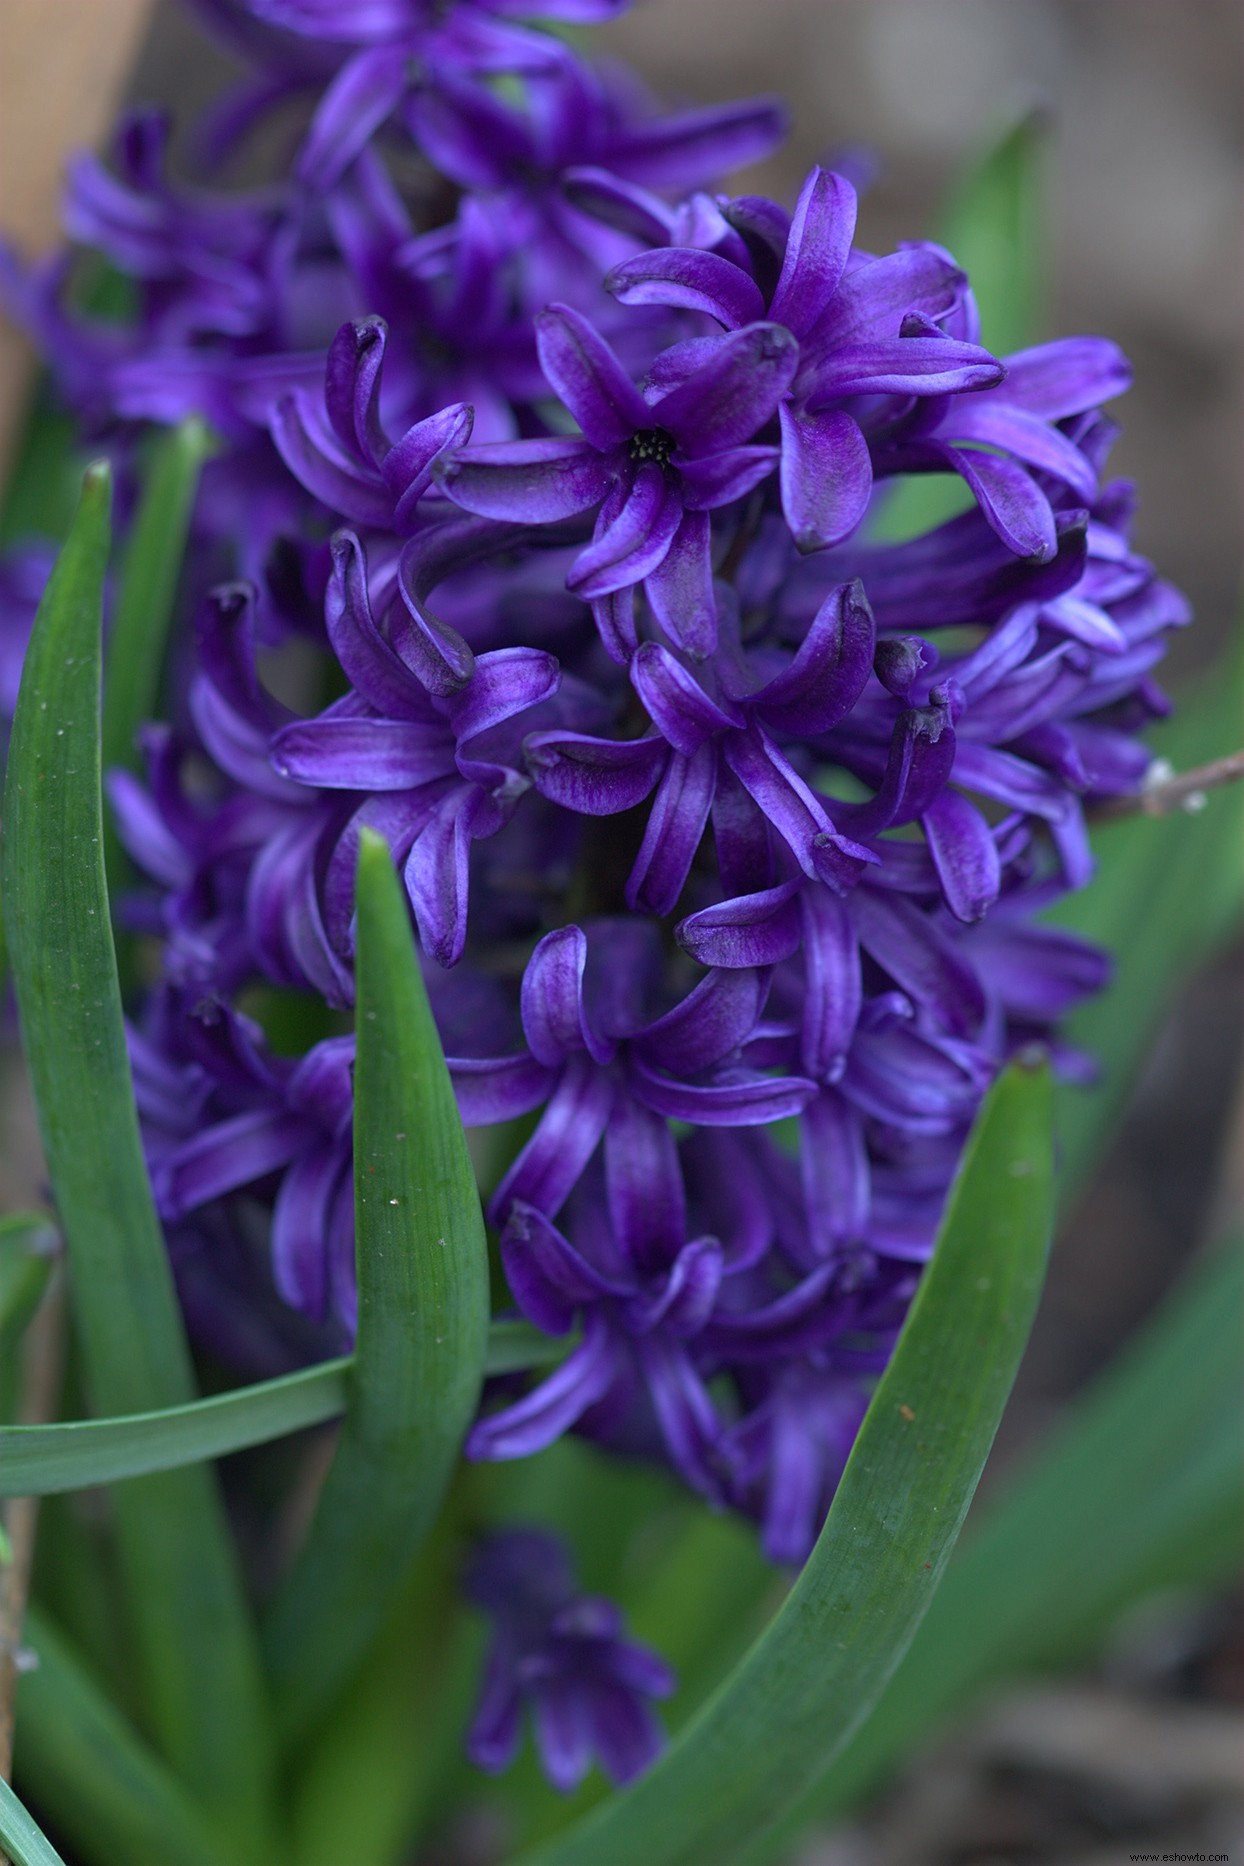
0 0 1190 1796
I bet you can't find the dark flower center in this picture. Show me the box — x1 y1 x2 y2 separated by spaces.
629 427 675 466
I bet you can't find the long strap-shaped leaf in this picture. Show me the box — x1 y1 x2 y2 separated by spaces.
0 465 275 1856
1049 638 1244 1195
0 1359 349 1497
0 1322 563 1498
261 830 490 1744
517 1057 1054 1866
935 111 1048 358
0 1217 56 1370
0 1777 65 1866
100 418 214 944
15 1608 225 1866
754 1235 1244 1856
100 418 213 781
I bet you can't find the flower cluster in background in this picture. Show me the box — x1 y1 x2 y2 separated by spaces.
0 0 1190 1792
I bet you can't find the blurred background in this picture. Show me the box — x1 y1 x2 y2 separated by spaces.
1 4 1240 1862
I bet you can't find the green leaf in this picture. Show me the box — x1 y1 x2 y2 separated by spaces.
936 110 1049 358
0 1359 348 1498
871 112 1048 544
100 419 213 782
100 419 214 986
0 465 276 1855
287 1515 468 1866
0 1213 57 1421
485 1317 571 1376
0 1325 564 1498
15 1608 230 1866
0 1215 56 1359
1049 637 1244 1194
0 1214 55 1246
515 1058 1054 1866
0 390 81 548
760 1236 1242 1853
261 829 491 1746
0 1776 67 1866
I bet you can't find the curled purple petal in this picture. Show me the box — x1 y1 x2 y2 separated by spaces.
851 887 986 1038
606 247 766 331
271 713 453 791
653 323 799 458
676 881 803 969
636 966 768 1074
631 642 739 755
525 730 667 816
439 437 614 523
536 303 652 450
568 465 683 599
642 508 717 657
778 404 872 553
998 337 1132 418
922 789 1001 923
751 577 875 734
625 742 716 915
768 166 857 339
677 443 781 513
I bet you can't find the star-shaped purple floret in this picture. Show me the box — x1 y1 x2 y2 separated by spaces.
464 1528 675 1794
604 165 1006 554
438 302 800 655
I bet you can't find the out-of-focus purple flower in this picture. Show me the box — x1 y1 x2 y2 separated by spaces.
464 1528 675 1792
64 110 284 343
271 318 473 534
195 0 785 197
108 580 352 1001
725 1358 871 1565
0 541 56 730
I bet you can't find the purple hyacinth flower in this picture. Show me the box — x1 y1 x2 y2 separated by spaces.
108 718 320 998
872 335 1133 564
63 108 284 345
282 13 585 193
234 0 632 38
459 924 822 1493
605 165 1004 552
215 0 785 202
267 529 577 967
439 303 800 655
468 1205 732 1500
464 1529 675 1793
135 995 358 1332
726 1359 871 1565
110 581 355 1003
257 2 783 209
461 922 815 1233
271 317 473 534
525 580 893 913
